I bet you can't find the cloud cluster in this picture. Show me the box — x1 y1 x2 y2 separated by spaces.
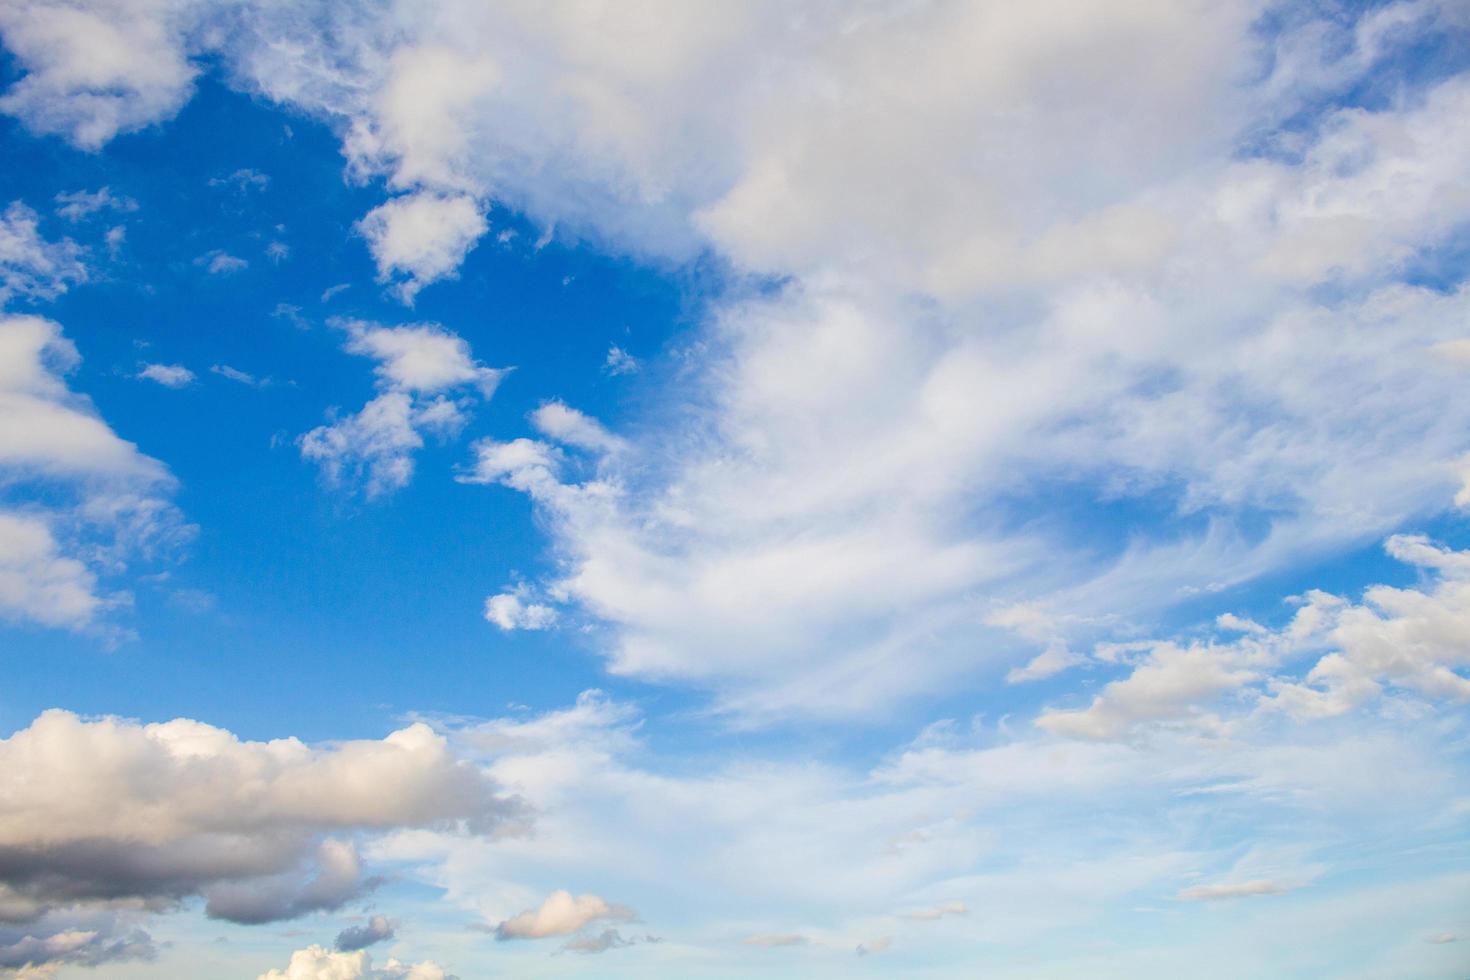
3 1 1469 721
257 945 453 980
0 707 516 975
299 321 505 497
1037 534 1470 740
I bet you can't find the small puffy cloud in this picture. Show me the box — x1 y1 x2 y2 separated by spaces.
0 203 85 306
356 192 487 303
494 891 634 941
484 590 556 632
1176 879 1290 901
603 345 639 376
0 709 516 927
266 241 290 263
53 188 136 223
1426 932 1458 944
257 945 453 980
529 402 624 455
336 915 395 952
135 363 193 388
856 936 891 957
195 250 247 275
343 321 503 397
300 322 504 497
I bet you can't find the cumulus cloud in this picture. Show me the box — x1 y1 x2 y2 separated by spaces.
484 590 556 632
0 709 516 929
299 321 504 497
494 891 634 941
357 193 487 303
135 363 193 388
257 945 453 980
0 0 199 149
335 915 395 952
1034 533 1470 741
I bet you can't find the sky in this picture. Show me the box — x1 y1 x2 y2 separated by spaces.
0 1 1468 977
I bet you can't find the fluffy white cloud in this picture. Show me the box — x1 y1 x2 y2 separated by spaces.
484 590 556 632
529 401 623 455
0 204 84 307
299 321 504 497
135 363 193 388
0 512 104 627
0 0 198 149
0 709 516 928
257 945 452 980
357 193 487 303
1035 534 1470 741
494 890 634 940
0 315 181 630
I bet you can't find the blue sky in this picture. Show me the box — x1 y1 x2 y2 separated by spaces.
0 2 1468 978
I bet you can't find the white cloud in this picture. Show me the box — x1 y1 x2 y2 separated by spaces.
0 708 515 928
3 7 1468 721
603 345 639 376
0 315 180 630
0 512 105 627
53 187 136 222
257 945 452 980
484 590 556 632
0 0 198 149
494 890 634 940
135 363 193 388
194 249 247 275
0 203 84 307
357 192 487 303
343 321 502 396
528 401 623 455
299 321 504 497
211 363 265 387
